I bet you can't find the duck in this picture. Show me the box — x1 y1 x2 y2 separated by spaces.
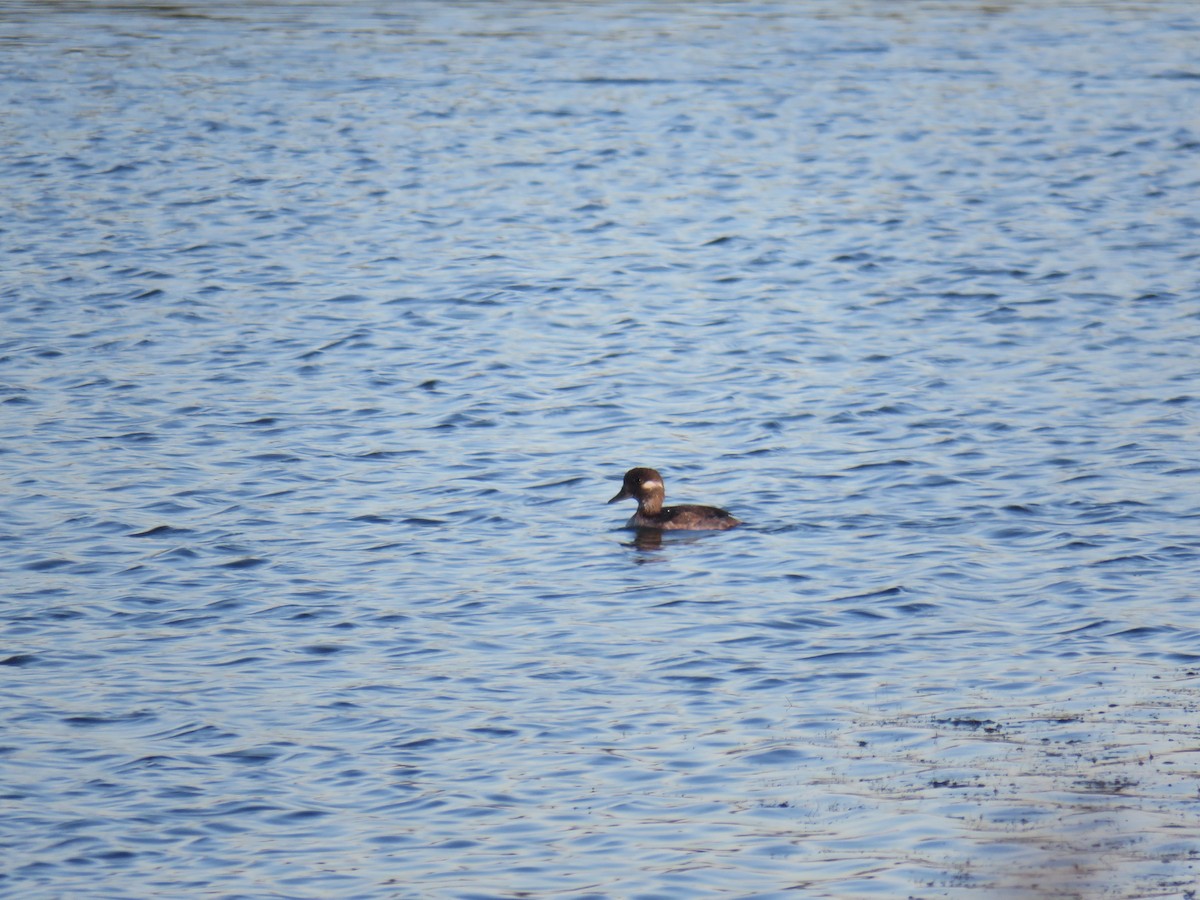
608 467 741 531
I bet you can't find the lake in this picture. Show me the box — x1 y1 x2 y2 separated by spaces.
2 1 1199 897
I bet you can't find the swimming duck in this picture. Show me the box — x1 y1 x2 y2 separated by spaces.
608 467 741 531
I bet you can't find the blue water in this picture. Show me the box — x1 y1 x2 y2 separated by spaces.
2 1 1199 897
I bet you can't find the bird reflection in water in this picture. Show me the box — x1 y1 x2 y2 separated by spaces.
622 527 716 552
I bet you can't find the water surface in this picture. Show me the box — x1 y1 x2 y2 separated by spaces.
2 1 1199 897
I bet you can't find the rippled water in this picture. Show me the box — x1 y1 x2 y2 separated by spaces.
3 1 1199 897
